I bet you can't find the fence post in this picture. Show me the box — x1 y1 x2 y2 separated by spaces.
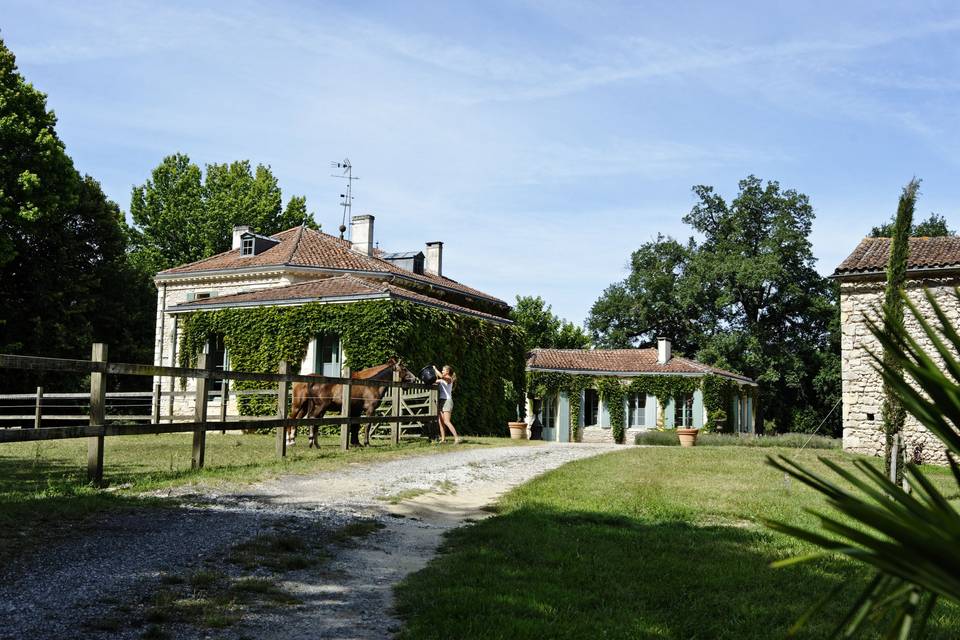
391 370 401 446
192 350 211 470
34 386 43 429
340 367 352 451
152 383 161 425
428 386 438 442
87 343 107 485
220 379 229 434
276 361 289 458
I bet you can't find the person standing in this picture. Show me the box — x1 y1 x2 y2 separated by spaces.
433 365 460 444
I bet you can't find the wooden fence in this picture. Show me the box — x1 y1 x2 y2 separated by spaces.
0 344 438 485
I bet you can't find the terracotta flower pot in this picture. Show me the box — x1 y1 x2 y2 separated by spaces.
508 421 528 440
676 428 699 447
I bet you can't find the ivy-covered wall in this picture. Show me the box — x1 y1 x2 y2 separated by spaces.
528 370 754 443
177 300 526 435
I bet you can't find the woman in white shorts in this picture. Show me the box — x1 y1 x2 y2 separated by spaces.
433 365 460 444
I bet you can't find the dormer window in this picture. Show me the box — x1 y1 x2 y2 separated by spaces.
239 231 278 256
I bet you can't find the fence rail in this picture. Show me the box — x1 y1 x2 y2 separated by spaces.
0 344 439 485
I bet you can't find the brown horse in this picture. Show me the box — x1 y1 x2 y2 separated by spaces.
289 358 418 447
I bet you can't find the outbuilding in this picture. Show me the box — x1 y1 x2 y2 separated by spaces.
526 339 757 444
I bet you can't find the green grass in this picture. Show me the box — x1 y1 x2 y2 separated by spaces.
0 432 535 567
634 430 840 449
394 447 959 639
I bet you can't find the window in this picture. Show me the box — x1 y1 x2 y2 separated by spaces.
627 393 647 427
209 335 228 397
241 237 254 256
583 389 599 427
314 334 341 377
195 291 213 300
542 395 557 429
675 394 694 428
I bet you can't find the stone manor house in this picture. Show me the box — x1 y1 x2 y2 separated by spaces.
151 215 511 416
835 236 960 465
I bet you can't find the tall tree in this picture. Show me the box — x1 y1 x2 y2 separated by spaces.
129 153 205 274
203 160 283 253
588 176 836 433
281 195 315 229
511 296 590 352
587 236 704 352
130 157 316 274
870 211 950 237
881 178 919 485
0 38 150 388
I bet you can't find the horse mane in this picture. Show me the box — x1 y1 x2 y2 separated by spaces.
352 359 396 380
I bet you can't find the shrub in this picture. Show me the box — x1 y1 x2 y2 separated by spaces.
634 430 839 449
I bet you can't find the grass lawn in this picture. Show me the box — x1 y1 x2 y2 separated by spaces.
394 446 960 639
0 432 536 567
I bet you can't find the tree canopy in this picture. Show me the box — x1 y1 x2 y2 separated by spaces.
587 176 837 433
129 155 316 274
870 211 952 237
0 38 153 388
511 296 590 352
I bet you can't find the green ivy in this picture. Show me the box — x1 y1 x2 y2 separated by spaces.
528 371 750 443
178 300 526 435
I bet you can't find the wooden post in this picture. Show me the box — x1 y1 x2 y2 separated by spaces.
428 386 439 441
87 343 107 485
34 386 43 429
220 379 229 434
340 367 352 451
192 350 211 470
151 383 161 425
391 371 401 446
276 361 289 458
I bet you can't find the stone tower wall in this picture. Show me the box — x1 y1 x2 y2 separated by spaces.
840 277 960 465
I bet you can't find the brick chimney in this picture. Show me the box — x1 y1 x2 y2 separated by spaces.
350 215 374 256
657 337 672 365
232 225 251 250
425 241 443 276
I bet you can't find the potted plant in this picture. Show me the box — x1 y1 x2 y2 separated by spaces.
508 393 528 439
676 427 698 447
508 421 528 439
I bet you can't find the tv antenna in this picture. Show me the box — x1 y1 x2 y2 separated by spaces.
330 159 359 239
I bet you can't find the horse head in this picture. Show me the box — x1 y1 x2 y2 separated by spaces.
392 358 419 383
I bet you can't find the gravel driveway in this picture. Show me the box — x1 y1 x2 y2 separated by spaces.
0 442 619 639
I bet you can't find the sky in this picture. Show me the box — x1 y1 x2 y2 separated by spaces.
3 1 960 325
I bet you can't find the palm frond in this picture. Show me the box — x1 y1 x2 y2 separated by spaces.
766 287 960 638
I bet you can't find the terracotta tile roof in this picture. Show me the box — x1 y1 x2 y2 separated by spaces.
171 275 511 324
157 226 507 307
527 349 755 384
834 236 960 277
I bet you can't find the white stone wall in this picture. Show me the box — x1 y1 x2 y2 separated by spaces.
152 273 293 419
841 277 960 465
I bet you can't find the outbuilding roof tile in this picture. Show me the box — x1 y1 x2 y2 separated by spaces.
526 348 754 384
834 236 960 277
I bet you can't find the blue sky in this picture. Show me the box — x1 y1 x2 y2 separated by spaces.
4 1 960 325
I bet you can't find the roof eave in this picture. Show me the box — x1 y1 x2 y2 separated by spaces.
525 366 756 385
168 292 390 313
155 263 509 309
831 264 960 281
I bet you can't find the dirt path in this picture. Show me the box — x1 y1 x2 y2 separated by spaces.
0 442 620 640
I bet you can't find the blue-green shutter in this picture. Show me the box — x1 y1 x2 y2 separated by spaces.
666 398 676 428
600 398 611 428
558 392 570 442
693 389 704 429
646 396 657 428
